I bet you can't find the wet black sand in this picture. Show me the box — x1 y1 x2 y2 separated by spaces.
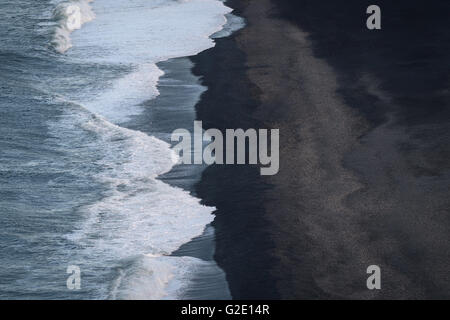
192 0 450 299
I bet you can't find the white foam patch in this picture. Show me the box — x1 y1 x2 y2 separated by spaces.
67 0 232 64
82 64 164 124
53 98 214 299
51 0 95 53
110 255 207 300
47 0 243 299
54 103 213 258
65 0 236 124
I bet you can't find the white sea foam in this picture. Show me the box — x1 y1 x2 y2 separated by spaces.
51 99 215 299
48 0 243 299
67 0 231 63
68 0 234 126
83 64 164 124
67 112 214 258
109 255 208 300
51 0 95 53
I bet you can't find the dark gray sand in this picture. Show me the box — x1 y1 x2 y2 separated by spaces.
193 0 450 299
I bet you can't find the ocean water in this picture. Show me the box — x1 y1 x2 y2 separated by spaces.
0 0 243 299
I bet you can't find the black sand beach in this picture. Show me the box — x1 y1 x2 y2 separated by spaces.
193 0 450 299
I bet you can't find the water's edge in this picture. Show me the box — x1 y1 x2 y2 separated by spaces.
126 58 231 300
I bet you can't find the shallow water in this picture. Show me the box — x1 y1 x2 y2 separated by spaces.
0 0 241 299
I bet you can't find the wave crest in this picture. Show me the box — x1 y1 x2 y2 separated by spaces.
51 0 95 53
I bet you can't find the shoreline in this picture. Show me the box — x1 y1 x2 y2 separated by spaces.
126 58 230 299
110 1 244 300
190 0 280 299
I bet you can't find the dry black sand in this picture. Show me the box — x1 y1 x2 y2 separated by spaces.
192 0 450 299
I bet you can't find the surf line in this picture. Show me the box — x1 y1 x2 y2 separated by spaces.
171 121 279 176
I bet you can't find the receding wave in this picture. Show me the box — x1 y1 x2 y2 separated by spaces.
48 97 215 299
44 0 243 299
